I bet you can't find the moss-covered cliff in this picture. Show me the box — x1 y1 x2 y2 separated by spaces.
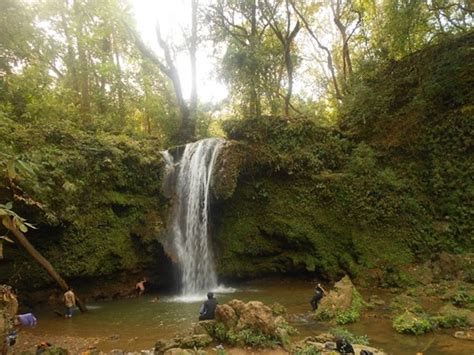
212 32 473 284
0 120 170 289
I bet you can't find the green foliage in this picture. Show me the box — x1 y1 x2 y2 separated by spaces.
451 289 474 308
211 324 279 348
0 119 166 287
271 302 287 316
314 287 365 325
393 311 434 335
389 295 424 314
431 311 468 329
329 327 370 345
294 344 321 355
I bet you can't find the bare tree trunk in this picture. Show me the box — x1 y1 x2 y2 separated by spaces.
2 218 87 313
290 0 342 100
249 0 261 118
114 48 126 127
61 2 80 104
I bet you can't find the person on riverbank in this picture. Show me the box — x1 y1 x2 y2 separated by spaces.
199 292 218 320
63 288 76 318
310 283 327 311
135 278 147 296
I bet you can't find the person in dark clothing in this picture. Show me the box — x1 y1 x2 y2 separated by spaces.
335 336 355 354
199 292 218 320
310 283 327 311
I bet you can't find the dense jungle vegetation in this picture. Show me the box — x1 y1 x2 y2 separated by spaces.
0 0 472 290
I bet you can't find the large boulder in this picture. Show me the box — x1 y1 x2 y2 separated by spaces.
236 301 276 335
196 299 296 348
215 304 238 328
314 276 365 324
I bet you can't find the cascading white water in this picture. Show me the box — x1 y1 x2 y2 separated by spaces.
163 138 223 297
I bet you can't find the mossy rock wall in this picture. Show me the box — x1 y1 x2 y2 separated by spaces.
212 34 473 282
0 121 169 289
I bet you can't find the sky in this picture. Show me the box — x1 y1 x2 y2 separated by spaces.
132 0 229 103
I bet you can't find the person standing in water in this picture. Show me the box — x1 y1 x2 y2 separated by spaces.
310 283 327 311
135 278 147 296
63 288 76 318
199 292 218 320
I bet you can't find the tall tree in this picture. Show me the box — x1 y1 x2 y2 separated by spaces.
260 0 301 116
208 0 287 118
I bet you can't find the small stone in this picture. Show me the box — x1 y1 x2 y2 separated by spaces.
454 330 474 341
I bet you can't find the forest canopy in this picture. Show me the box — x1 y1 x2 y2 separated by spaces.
0 0 472 145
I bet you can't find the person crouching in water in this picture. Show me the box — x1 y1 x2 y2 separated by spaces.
199 292 218 320
63 288 76 318
310 283 327 311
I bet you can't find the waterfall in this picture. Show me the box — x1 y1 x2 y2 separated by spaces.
163 138 223 297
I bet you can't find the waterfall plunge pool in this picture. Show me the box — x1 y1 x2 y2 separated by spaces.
15 279 474 354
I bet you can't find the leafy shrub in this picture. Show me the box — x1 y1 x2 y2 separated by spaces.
451 290 474 308
329 327 370 345
393 311 433 335
294 345 321 355
335 290 366 325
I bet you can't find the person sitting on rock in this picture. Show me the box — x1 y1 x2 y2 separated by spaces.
199 292 218 321
310 283 327 311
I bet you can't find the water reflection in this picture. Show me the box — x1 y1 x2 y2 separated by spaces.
21 279 474 354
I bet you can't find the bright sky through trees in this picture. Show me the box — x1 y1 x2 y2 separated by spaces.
132 0 229 103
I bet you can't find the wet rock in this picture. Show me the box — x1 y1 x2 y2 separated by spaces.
236 301 275 335
192 320 215 335
215 304 238 328
313 333 335 343
314 275 365 324
275 327 291 351
274 315 287 327
154 340 180 354
294 335 386 355
368 295 386 307
179 334 212 348
163 349 194 355
454 330 474 341
353 344 386 354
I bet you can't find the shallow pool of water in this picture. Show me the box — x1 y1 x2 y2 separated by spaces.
21 279 474 354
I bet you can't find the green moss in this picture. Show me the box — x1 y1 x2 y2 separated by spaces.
335 290 365 325
211 324 279 348
0 121 166 288
393 311 433 335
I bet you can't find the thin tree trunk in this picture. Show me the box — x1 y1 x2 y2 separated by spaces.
290 0 342 100
2 218 87 313
114 49 126 127
250 0 261 118
74 0 91 124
